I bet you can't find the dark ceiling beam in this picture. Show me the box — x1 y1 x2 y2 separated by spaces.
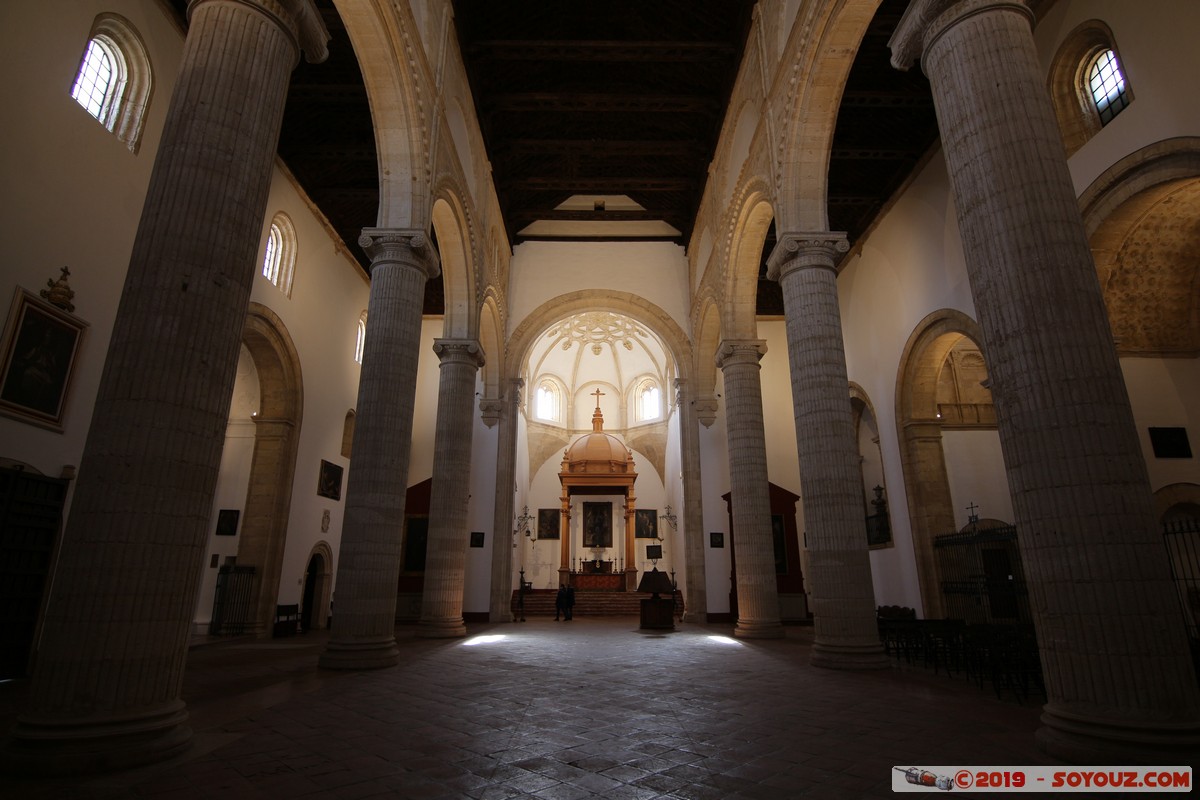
484 93 719 114
510 209 685 224
507 177 694 192
830 147 921 160
464 40 736 62
285 84 369 102
495 139 706 157
838 90 934 108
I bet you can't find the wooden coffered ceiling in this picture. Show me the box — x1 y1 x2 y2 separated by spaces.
164 0 938 315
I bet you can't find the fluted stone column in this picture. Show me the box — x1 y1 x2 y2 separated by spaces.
320 230 439 669
675 378 708 623
892 0 1200 762
717 340 783 638
418 339 485 638
768 234 888 669
488 379 523 622
240 417 299 637
0 0 327 775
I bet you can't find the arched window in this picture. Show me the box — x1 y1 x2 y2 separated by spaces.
261 213 297 296
636 379 661 422
536 381 560 422
1088 49 1129 125
1047 20 1132 156
354 311 368 364
70 14 153 153
341 410 356 459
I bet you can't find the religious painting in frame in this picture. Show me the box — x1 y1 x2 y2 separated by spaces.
317 459 343 500
537 508 559 539
709 531 724 548
469 531 485 548
582 501 612 548
0 288 88 431
635 508 658 539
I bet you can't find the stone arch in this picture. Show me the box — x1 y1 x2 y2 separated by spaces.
301 540 334 631
1154 483 1200 523
894 308 987 617
775 0 880 230
238 303 303 637
722 186 774 339
692 294 723 416
335 0 429 229
430 192 477 338
478 294 503 404
507 291 693 387
1079 138 1200 356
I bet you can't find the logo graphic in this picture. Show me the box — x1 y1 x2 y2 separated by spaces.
894 767 956 791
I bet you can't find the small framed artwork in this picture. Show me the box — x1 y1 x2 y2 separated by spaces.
317 459 343 500
635 509 658 539
215 509 240 536
709 531 724 548
0 288 88 431
470 531 485 548
645 544 663 560
537 508 559 539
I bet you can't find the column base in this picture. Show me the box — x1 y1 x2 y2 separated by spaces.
681 611 706 624
1 700 192 776
318 634 400 670
810 641 890 670
734 619 785 639
416 618 467 639
1037 704 1200 765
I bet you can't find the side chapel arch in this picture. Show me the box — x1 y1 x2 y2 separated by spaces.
238 303 303 636
894 308 988 618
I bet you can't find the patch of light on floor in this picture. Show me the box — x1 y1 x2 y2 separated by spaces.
462 634 507 646
706 635 742 646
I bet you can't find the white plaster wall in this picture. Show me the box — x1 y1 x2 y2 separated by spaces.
700 372 732 613
836 153 975 613
507 241 690 334
0 0 182 483
1122 357 1200 492
1033 0 1200 195
255 167 371 611
942 430 1015 530
758 320 802 497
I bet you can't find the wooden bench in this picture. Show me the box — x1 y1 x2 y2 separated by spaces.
274 603 299 637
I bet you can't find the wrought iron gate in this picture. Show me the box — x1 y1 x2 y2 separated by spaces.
210 564 256 636
933 525 1030 625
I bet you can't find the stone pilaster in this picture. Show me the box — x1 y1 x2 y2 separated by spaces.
768 234 888 669
716 340 783 638
319 230 439 668
675 379 708 623
0 0 327 775
418 339 485 638
488 379 523 621
892 0 1200 761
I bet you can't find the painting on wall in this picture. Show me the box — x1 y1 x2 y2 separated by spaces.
537 508 560 539
635 509 658 539
582 501 612 548
0 288 88 431
215 509 240 537
317 459 343 500
470 531 485 548
710 532 724 548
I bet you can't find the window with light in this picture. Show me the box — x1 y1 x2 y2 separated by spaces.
1088 49 1129 125
69 15 153 152
536 382 559 421
355 312 368 363
638 380 661 422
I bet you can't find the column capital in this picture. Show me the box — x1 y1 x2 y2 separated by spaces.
716 339 767 370
766 232 849 282
695 396 720 428
432 338 485 369
189 0 330 64
889 0 1032 71
478 397 503 428
358 228 441 281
